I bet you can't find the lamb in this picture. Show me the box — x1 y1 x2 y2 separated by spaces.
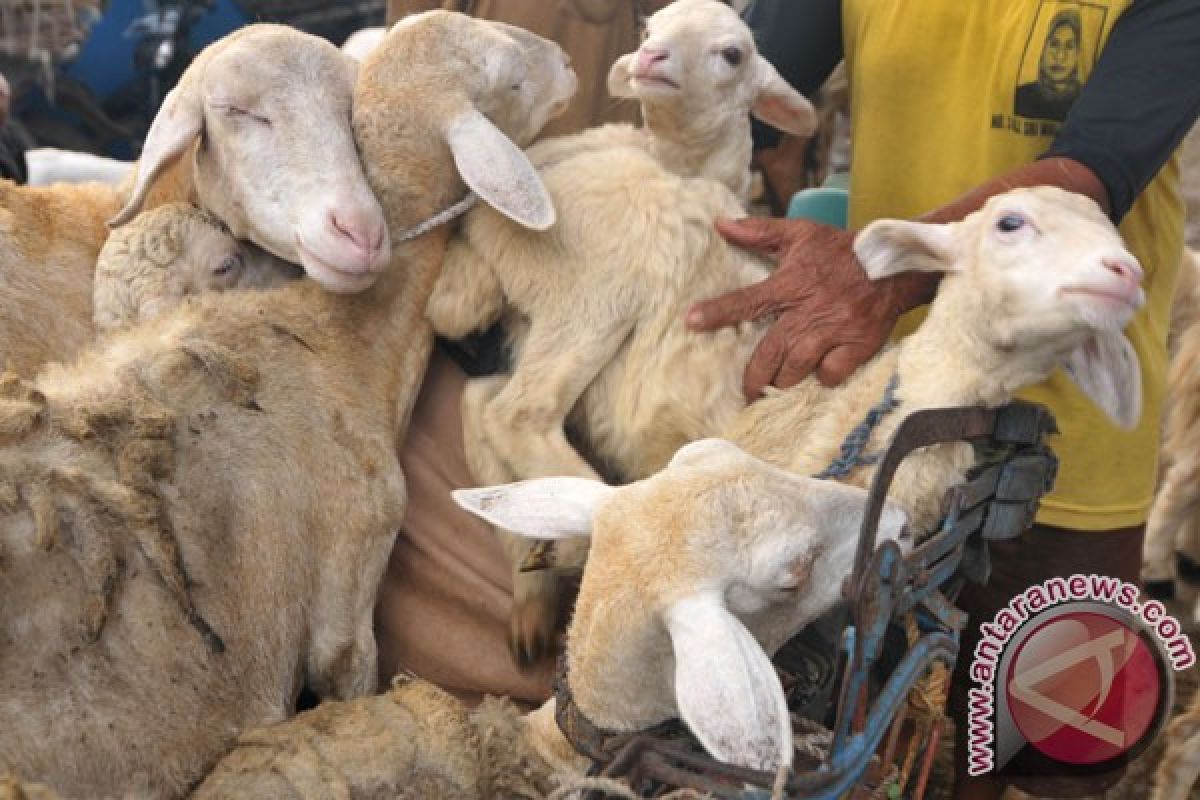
0 24 388 376
0 12 570 798
191 438 911 797
426 0 817 661
92 202 301 332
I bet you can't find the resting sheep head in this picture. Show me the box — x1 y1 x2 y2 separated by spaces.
855 186 1144 429
354 12 573 237
455 437 909 773
607 0 815 137
113 24 390 293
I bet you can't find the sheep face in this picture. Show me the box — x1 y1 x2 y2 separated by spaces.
856 186 1144 429
355 12 572 232
454 437 909 773
113 25 391 294
607 0 815 137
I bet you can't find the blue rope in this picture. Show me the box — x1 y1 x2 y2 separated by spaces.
812 374 901 481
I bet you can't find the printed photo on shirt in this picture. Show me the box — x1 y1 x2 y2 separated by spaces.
1013 1 1109 121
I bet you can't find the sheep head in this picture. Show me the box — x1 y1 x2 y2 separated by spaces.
353 12 574 237
607 0 815 137
855 186 1144 429
454 437 909 774
112 25 391 294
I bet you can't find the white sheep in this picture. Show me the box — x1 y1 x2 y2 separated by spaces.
0 13 570 798
93 202 301 332
191 437 911 795
194 184 1143 793
426 0 816 661
0 23 389 376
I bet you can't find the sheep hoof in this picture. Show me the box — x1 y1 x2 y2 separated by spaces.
81 596 109 642
509 583 558 668
1177 551 1200 586
1144 579 1176 601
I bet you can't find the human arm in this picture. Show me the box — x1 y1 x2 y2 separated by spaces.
691 0 1200 399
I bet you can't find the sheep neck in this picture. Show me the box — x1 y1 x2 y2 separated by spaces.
894 277 1066 412
311 135 463 437
641 102 752 202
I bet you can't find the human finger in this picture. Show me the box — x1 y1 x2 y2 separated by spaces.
714 215 792 255
686 278 777 331
815 343 873 388
743 324 788 400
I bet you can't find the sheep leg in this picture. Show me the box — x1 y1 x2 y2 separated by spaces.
462 375 582 666
1145 455 1200 587
426 245 505 339
472 322 631 665
480 320 632 482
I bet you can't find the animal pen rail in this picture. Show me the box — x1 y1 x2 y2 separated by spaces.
555 401 1059 799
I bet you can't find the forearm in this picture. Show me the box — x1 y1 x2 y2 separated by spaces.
886 157 1110 311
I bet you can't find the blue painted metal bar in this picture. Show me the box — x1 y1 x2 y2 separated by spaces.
741 633 959 799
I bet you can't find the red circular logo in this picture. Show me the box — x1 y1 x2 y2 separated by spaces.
1004 612 1162 765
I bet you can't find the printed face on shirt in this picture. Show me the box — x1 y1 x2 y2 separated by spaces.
1013 1 1108 122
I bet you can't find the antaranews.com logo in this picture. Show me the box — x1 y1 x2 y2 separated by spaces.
966 573 1195 777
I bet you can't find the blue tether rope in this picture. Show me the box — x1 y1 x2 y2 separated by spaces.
812 374 901 480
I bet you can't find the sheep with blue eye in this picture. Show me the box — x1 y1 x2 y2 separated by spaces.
93 203 301 333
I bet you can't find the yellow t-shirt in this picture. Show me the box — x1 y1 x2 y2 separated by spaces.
842 0 1184 531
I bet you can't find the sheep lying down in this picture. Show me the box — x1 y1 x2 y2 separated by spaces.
93 202 301 332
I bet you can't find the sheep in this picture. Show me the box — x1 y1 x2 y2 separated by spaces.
0 12 571 798
426 0 817 662
1141 247 1200 603
190 437 912 796
92 202 301 332
0 24 389 376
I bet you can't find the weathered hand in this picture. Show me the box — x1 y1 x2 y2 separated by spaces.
687 216 913 399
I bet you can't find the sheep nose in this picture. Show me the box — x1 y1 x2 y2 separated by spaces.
329 210 386 262
1103 256 1143 286
636 47 669 73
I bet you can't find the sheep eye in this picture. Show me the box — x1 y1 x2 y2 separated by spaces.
215 103 270 126
721 46 743 67
996 213 1027 233
214 253 242 277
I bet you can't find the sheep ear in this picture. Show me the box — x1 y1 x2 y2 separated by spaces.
854 219 960 281
451 477 615 539
664 592 792 772
445 108 555 230
798 477 909 542
607 53 637 99
751 55 817 137
111 84 203 227
667 437 744 469
1063 330 1142 430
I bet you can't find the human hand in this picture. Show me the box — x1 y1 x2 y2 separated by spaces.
687 216 924 399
